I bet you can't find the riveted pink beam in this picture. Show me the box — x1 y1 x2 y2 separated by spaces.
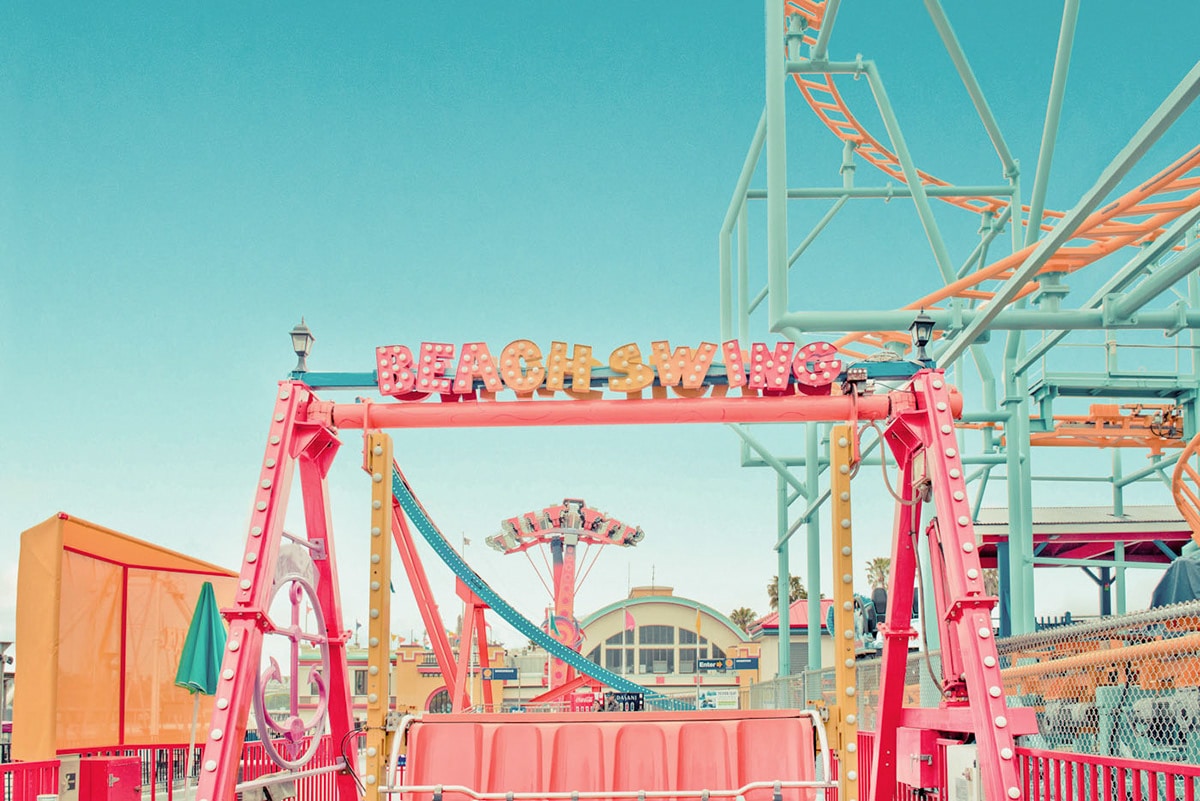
296 432 359 801
916 376 1023 801
867 440 922 801
390 492 458 693
195 383 305 801
314 394 900 430
451 595 477 712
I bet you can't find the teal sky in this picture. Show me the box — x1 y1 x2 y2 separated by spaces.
3 3 1198 655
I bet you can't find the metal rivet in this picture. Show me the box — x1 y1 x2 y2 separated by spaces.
369 637 379 647
265 458 276 468
1007 788 1020 799
847 771 857 781
842 574 852 583
841 546 851 556
372 473 383 483
211 729 223 740
936 402 947 411
941 425 952 434
217 698 229 710
840 492 850 501
261 480 272 489
255 501 267 511
270 436 280 445
962 542 975 553
844 630 854 639
373 501 382 510
371 527 381 536
843 602 853 611
840 519 850 529
932 380 943 389
844 659 854 668
978 627 991 638
953 491 965 501
989 686 1002 697
366 776 376 786
839 465 850 474
367 747 378 757
370 609 379 618
368 693 379 704
279 390 290 400
373 445 383 455
371 581 380 591
1001 748 1013 760
838 437 848 447
949 469 961 479
205 760 217 772
995 716 1007 728
371 555 380 564
229 640 240 651
274 414 285 422
247 553 257 563
847 743 857 753
369 666 379 675
845 686 856 696
957 516 969 526
222 669 234 680
239 580 251 589
945 448 957 458
251 526 262 537
846 714 856 724
984 656 997 668
967 568 979 579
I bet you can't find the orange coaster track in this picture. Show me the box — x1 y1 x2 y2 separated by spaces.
785 0 1200 356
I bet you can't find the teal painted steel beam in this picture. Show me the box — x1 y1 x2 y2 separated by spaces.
1153 540 1179 561
1110 239 1200 319
728 424 808 497
1025 0 1079 247
1115 542 1127 615
805 424 822 673
923 0 1018 176
749 196 848 315
777 475 791 677
738 202 750 344
744 185 1014 199
1014 204 1200 375
719 109 767 342
766 0 789 327
779 305 1200 333
958 206 1012 279
1033 556 1171 570
938 58 1200 367
809 0 840 62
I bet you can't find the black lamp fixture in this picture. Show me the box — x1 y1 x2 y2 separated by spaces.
290 318 315 373
909 310 935 364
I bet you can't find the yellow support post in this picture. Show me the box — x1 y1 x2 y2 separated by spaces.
364 432 394 798
830 424 859 801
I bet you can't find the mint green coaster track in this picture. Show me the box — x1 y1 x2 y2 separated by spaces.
391 467 692 711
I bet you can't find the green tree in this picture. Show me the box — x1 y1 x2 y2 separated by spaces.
729 607 758 633
866 557 891 589
983 567 1000 596
767 574 807 610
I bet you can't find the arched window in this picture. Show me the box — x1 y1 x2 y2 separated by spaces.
426 687 452 714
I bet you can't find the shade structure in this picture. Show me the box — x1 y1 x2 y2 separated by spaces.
13 513 236 761
176 582 227 695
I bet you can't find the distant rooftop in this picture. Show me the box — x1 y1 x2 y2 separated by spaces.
975 505 1193 566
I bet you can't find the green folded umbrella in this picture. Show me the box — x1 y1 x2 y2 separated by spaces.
176 581 228 801
176 581 228 694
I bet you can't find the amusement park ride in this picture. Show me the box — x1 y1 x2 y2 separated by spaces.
189 2 1200 801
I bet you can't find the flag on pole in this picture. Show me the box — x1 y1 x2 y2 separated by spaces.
624 610 636 631
695 608 702 637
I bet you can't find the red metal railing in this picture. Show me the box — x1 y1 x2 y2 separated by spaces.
1 759 58 801
1016 747 1200 801
1 736 342 801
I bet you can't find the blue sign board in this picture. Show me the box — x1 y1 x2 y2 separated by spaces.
732 657 759 669
481 667 519 680
696 658 726 671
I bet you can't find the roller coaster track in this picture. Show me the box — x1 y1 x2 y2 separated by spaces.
389 463 693 711
786 0 1200 355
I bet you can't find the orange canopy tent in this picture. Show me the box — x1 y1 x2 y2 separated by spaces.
13 513 236 761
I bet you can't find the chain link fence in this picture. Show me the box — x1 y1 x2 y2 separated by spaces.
742 600 1200 764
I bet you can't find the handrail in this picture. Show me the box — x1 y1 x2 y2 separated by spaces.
379 779 836 798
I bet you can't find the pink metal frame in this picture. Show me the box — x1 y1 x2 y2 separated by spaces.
194 370 1057 801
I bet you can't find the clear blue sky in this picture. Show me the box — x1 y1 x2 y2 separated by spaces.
3 2 1198 654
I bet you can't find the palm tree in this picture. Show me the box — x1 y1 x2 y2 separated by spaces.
983 568 1000 596
767 575 807 610
729 607 758 633
866 557 891 589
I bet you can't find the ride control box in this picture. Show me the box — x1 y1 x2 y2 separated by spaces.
78 756 140 801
